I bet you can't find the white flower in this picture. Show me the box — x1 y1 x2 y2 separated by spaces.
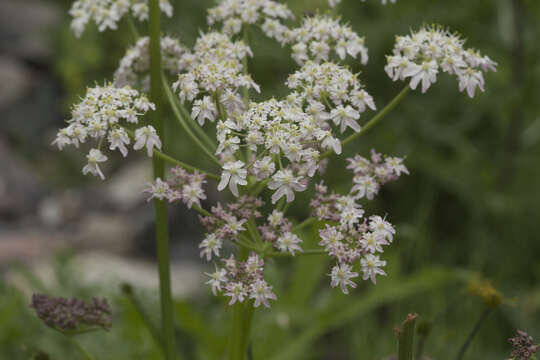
403 60 438 93
108 128 130 157
351 175 379 200
205 267 228 295
458 68 485 98
253 156 276 180
199 234 223 261
134 125 162 157
331 105 361 133
191 96 218 126
268 169 307 204
225 282 248 305
360 254 387 284
218 161 247 197
385 157 409 176
350 90 376 113
249 280 277 308
276 232 303 255
330 263 358 294
182 183 206 208
144 178 170 201
359 232 386 253
82 148 107 180
369 215 395 242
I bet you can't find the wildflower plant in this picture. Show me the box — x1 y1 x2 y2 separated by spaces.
50 0 497 358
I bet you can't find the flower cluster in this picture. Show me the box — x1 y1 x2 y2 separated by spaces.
216 99 315 202
144 166 207 209
52 84 160 180
287 62 376 134
173 32 259 107
207 0 294 37
347 149 408 200
281 15 368 65
309 151 407 293
385 25 497 97
260 210 303 255
114 36 188 91
313 184 394 292
205 253 277 307
198 196 263 260
508 330 539 360
69 0 173 38
329 0 397 7
31 293 112 331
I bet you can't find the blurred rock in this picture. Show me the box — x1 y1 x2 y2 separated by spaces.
0 138 46 221
0 231 68 264
105 160 152 211
0 0 61 62
4 251 204 299
76 213 137 254
0 56 32 110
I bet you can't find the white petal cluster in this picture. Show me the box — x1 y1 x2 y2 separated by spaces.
207 0 294 37
69 0 173 38
52 84 159 179
172 32 259 105
114 36 188 90
329 0 397 8
287 62 376 134
385 25 497 97
281 15 368 65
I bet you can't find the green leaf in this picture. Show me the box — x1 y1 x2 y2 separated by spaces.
267 267 465 360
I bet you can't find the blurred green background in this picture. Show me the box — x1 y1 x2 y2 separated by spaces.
1 0 539 359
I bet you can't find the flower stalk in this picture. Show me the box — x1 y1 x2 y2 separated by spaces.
149 0 176 359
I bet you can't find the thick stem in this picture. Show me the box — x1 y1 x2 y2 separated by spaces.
456 308 492 360
396 313 418 360
149 1 176 359
229 247 252 360
242 27 250 107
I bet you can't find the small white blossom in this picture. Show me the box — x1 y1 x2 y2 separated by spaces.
268 169 307 204
276 232 303 255
249 280 277 308
108 128 130 157
82 149 108 180
205 268 228 295
134 125 162 157
199 233 223 261
360 254 387 284
218 161 248 197
191 96 218 126
330 264 358 294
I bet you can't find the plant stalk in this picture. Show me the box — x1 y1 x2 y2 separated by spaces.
149 1 176 359
456 308 492 360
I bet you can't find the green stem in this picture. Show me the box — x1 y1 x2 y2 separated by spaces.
242 27 250 107
149 1 175 359
292 217 316 232
162 73 221 166
456 308 492 360
266 249 326 257
122 284 164 351
397 313 418 360
152 149 220 180
71 338 94 360
322 85 411 159
175 93 217 151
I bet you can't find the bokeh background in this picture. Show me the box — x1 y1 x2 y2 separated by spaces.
1 0 539 359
